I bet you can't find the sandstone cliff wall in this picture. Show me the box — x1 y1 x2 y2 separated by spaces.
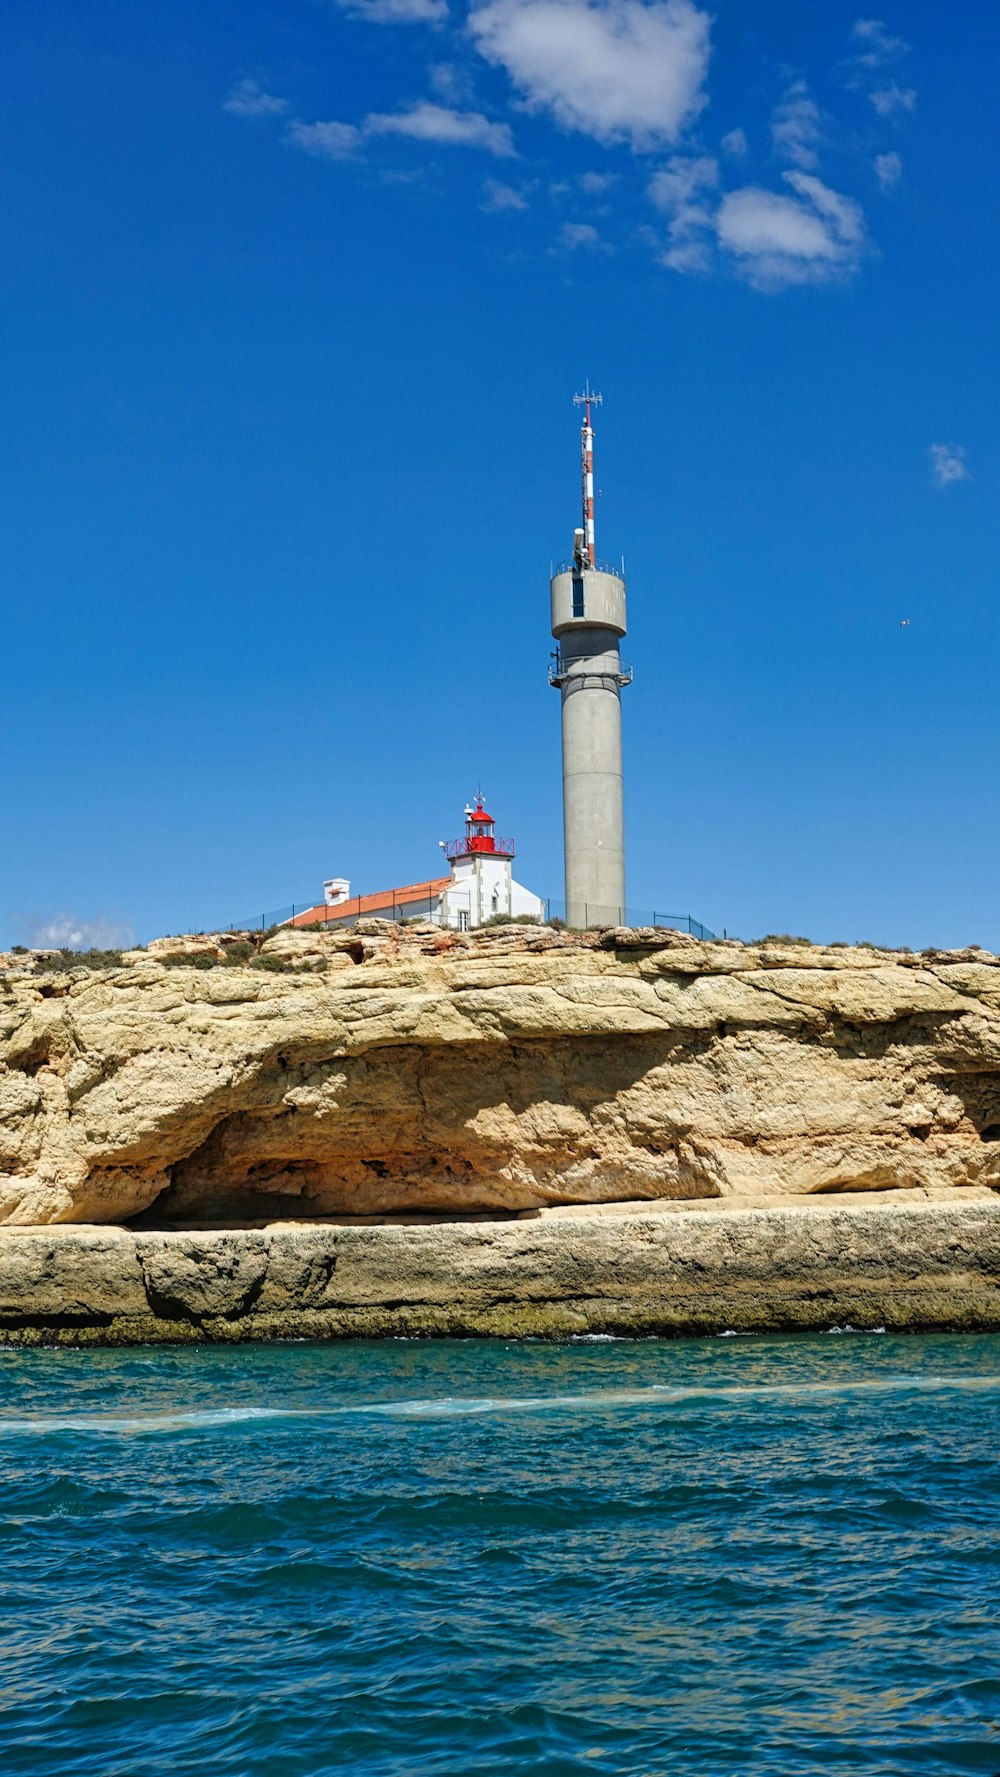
2 924 999 1227
0 1201 997 1344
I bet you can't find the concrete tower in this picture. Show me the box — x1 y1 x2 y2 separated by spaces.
549 388 630 928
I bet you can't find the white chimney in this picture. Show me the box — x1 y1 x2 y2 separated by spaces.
323 878 350 907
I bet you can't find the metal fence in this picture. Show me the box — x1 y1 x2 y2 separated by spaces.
543 902 716 940
220 896 716 941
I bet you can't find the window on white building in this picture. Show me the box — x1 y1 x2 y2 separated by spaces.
458 911 469 932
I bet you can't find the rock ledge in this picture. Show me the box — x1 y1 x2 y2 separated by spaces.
0 1199 997 1344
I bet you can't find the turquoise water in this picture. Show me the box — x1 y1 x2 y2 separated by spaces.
1 1334 998 1776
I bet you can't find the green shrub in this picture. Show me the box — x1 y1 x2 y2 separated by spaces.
222 940 255 964
38 948 126 972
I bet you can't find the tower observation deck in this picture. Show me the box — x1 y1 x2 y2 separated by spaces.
549 388 630 928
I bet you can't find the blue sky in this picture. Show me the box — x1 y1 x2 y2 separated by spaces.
2 0 997 949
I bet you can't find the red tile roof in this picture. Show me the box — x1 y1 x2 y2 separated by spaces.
290 877 451 927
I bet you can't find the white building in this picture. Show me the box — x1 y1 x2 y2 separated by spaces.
290 798 545 933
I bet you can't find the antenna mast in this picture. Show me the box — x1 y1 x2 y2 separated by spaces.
573 382 602 569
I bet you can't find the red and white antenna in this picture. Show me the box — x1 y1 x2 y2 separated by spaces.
573 382 602 568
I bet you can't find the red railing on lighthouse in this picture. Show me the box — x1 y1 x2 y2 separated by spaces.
444 795 514 860
444 834 515 860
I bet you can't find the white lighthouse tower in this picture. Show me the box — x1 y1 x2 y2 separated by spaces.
549 388 630 928
439 797 545 930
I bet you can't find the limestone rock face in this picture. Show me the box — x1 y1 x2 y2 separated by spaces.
0 1200 998 1343
1 924 999 1225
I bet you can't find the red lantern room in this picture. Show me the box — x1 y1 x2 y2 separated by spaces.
443 795 515 861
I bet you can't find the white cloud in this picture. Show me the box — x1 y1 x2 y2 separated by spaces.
874 149 902 190
468 0 711 150
14 912 136 952
647 158 866 291
661 237 711 273
718 189 831 260
868 82 916 116
337 0 448 20
579 170 616 193
720 127 747 157
559 220 608 249
844 18 915 114
365 101 515 153
289 103 514 161
647 152 717 211
716 171 865 290
791 172 864 240
930 444 970 487
223 79 289 119
429 61 476 101
481 177 529 209
647 153 717 273
851 18 908 65
770 79 821 169
287 119 363 159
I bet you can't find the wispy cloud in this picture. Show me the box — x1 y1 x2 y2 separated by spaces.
930 444 970 487
223 79 289 119
481 177 530 209
770 79 821 170
365 102 515 154
851 18 908 64
874 149 902 190
429 61 477 102
579 170 617 194
13 912 136 951
468 0 711 150
227 4 915 299
647 153 717 271
287 119 363 159
845 18 915 116
647 157 865 289
558 220 609 251
288 103 513 161
336 0 448 21
868 83 916 117
716 172 865 290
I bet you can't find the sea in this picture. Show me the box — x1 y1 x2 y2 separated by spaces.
0 1332 998 1777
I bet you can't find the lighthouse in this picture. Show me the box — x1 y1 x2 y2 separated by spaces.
549 388 630 928
439 796 538 929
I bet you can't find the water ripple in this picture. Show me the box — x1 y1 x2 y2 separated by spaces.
0 1369 996 1438
0 1332 997 1775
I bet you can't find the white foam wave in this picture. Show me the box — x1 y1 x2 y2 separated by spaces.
0 1373 997 1437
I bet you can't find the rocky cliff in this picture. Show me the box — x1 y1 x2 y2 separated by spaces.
1 1200 997 1344
2 923 999 1228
